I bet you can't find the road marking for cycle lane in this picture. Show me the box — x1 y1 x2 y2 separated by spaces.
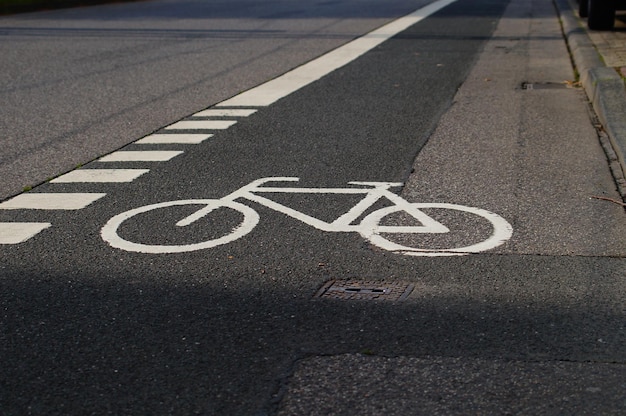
217 0 457 107
0 223 52 244
0 115 248 244
0 0 458 245
194 109 257 117
98 150 184 162
136 134 214 145
51 169 150 183
101 177 513 256
0 193 107 210
166 120 238 130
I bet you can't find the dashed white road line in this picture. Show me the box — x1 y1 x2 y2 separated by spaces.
165 120 237 130
51 169 150 183
0 222 51 244
0 193 107 210
136 134 213 144
99 150 183 162
193 109 257 117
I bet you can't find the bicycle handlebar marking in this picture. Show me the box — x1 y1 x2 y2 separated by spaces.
101 177 513 255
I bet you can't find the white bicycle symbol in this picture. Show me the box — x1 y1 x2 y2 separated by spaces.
101 177 513 256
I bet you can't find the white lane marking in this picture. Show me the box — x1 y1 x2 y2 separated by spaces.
0 222 51 244
136 134 213 144
0 193 107 210
101 199 260 254
51 169 149 183
192 109 257 117
216 0 457 107
99 151 183 162
101 177 513 255
165 120 237 130
3 0 459 246
360 203 514 257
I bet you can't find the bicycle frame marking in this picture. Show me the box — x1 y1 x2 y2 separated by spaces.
177 177 449 234
101 177 513 255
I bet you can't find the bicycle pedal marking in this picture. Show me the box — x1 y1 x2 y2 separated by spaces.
101 177 513 255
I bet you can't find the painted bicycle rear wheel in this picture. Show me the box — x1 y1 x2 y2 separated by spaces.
101 199 259 254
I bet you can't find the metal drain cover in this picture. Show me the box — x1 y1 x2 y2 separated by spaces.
314 280 414 302
521 81 572 90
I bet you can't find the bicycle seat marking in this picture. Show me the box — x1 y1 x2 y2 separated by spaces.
101 177 513 256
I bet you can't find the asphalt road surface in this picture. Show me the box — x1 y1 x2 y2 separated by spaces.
2 0 626 414
0 0 439 200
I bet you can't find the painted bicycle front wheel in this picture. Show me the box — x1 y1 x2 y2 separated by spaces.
360 203 513 256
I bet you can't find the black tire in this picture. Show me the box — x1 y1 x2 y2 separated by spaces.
588 0 616 30
579 0 589 17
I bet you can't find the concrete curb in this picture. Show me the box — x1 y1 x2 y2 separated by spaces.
555 0 626 188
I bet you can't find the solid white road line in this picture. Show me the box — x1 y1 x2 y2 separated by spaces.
216 0 457 107
136 134 213 144
192 109 257 117
0 222 52 244
51 169 150 183
99 151 183 162
165 120 237 130
0 193 107 210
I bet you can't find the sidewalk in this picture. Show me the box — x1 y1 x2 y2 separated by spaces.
556 0 626 200
275 0 626 413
